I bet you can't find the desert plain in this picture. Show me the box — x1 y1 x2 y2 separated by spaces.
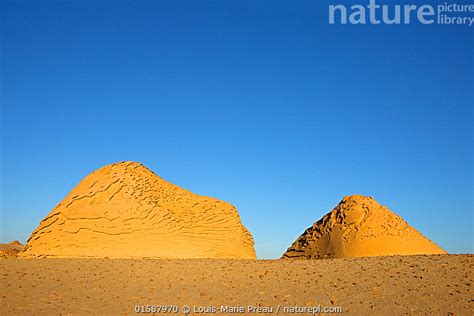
1 254 472 315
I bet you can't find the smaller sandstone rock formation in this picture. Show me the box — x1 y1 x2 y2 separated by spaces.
283 195 446 259
0 241 24 258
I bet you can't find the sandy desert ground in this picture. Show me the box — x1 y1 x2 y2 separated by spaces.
1 254 472 315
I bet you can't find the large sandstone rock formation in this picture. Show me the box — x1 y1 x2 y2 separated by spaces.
0 241 24 258
20 161 255 259
283 195 446 259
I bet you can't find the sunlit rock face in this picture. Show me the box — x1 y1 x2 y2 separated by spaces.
21 161 255 259
283 195 446 259
0 241 24 258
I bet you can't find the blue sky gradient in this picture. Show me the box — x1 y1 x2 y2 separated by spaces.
1 0 472 258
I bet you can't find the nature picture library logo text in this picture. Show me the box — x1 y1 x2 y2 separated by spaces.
329 0 474 26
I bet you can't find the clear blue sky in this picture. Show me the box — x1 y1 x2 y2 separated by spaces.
1 0 472 258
